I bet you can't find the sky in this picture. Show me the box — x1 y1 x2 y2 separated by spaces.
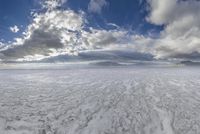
0 0 200 62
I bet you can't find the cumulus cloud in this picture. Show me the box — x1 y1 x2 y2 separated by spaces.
146 0 200 60
0 0 128 62
9 25 19 33
0 9 85 61
88 0 108 14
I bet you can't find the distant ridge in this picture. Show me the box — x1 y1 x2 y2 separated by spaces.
180 60 200 66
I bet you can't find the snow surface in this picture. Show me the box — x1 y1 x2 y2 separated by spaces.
0 66 200 134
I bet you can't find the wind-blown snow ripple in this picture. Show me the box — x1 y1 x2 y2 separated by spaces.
0 67 200 134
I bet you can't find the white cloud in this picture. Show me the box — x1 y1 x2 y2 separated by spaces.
0 42 5 50
0 2 128 62
146 0 200 60
0 0 159 62
0 42 3 46
41 0 67 10
88 0 108 14
0 8 155 62
0 9 84 61
81 28 127 49
9 25 19 33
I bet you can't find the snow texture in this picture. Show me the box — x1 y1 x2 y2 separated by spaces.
0 66 200 134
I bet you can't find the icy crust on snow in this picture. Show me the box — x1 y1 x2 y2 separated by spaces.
0 67 200 134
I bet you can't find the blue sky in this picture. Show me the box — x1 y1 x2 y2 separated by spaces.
0 0 34 41
0 0 200 62
0 0 162 42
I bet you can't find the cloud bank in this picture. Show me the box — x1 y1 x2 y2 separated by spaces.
1 0 200 62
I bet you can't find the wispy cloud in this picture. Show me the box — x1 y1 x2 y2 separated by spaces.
88 0 108 14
